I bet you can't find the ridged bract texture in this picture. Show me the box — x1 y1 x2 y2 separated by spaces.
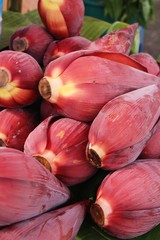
24 116 97 186
38 50 160 122
0 147 70 227
9 24 54 64
87 84 160 170
0 201 88 240
90 159 160 239
0 107 39 151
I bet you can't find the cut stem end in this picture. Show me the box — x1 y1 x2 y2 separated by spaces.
34 155 52 172
87 148 102 168
0 68 9 87
38 78 52 100
12 38 28 52
90 203 104 227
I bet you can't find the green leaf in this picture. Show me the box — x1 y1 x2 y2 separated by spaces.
24 9 42 25
157 56 160 63
81 16 111 41
103 0 124 20
140 0 150 27
1 11 30 49
141 0 150 21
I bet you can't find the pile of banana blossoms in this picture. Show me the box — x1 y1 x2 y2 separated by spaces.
1 1 160 238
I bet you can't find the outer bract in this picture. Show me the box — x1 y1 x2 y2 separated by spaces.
90 159 160 239
0 50 43 107
0 147 70 227
9 24 54 64
96 132 152 170
130 52 160 76
24 116 97 186
86 84 160 170
38 50 160 122
140 118 160 159
0 200 88 240
43 36 91 67
0 107 39 151
85 23 138 55
38 0 84 39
